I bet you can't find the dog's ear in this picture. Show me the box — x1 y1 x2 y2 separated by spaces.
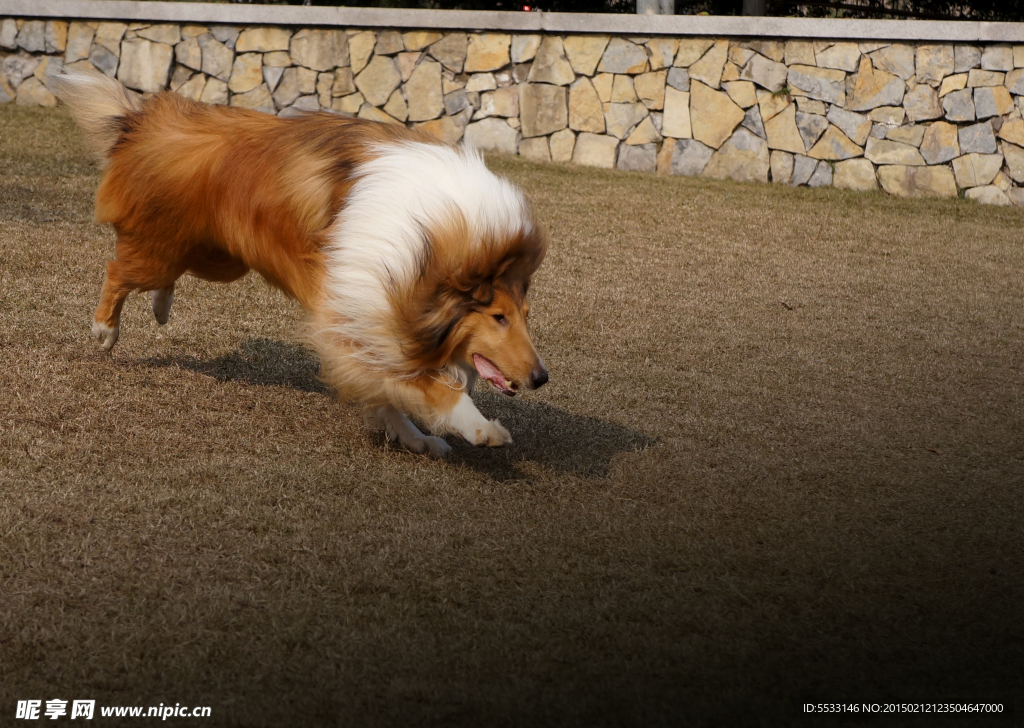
470 279 493 305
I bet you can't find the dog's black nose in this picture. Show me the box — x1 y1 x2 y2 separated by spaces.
530 366 548 389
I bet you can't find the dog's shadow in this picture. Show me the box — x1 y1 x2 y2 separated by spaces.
143 338 655 479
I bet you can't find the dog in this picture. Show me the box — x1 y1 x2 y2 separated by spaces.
53 68 548 458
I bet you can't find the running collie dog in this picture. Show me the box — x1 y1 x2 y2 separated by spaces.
53 68 548 458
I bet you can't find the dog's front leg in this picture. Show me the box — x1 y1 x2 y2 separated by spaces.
365 405 452 459
385 375 511 451
436 392 512 448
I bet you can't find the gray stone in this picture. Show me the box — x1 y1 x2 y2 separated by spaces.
903 85 942 122
604 102 648 140
741 104 766 139
118 39 174 93
429 33 469 73
702 127 770 183
974 87 1014 120
89 45 119 77
666 67 689 92
464 118 519 155
272 67 305 108
916 45 954 84
528 36 574 86
210 26 240 48
787 64 845 105
199 34 233 82
807 160 833 187
981 45 1013 72
0 18 17 50
231 83 275 114
770 150 794 183
941 89 975 122
849 57 904 111
290 29 348 72
870 123 888 139
616 143 657 172
1010 188 1024 206
965 185 1011 205
670 139 713 176
1006 68 1024 96
598 38 648 74
444 89 471 116
375 30 404 56
511 34 541 64
518 136 550 163
791 154 818 186
263 65 284 93
405 60 443 121
175 36 202 71
919 121 960 164
16 20 45 53
1001 142 1024 183
958 122 997 154
826 106 870 145
519 83 568 138
135 24 181 45
954 45 981 73
63 22 94 63
869 44 915 80
355 56 400 107
549 128 575 162
795 111 828 150
739 53 788 91
95 22 127 56
2 54 39 88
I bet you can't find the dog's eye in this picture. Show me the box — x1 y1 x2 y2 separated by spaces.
493 314 507 325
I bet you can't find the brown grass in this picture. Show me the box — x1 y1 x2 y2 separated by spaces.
1 103 1022 727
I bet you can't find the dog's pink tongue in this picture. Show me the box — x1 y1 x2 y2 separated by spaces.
473 354 504 386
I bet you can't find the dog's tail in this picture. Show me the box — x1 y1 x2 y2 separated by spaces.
51 67 143 163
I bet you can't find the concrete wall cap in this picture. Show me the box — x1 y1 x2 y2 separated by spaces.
1 0 1023 42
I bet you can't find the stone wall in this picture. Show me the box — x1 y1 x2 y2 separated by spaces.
3 11 1024 206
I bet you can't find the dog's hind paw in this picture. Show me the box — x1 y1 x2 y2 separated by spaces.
415 435 452 459
151 287 174 325
91 321 119 352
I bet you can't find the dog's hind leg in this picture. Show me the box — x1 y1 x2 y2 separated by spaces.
365 405 452 459
151 283 174 325
92 260 132 351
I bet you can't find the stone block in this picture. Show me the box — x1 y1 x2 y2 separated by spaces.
826 106 870 145
865 137 925 165
904 85 942 122
357 103 400 125
941 89 975 122
529 37 574 86
135 24 180 45
886 125 925 147
604 102 648 140
1001 142 1024 183
850 56 903 111
236 27 291 53
765 103 805 154
228 52 262 94
757 89 790 123
816 42 860 72
784 41 815 66
550 128 576 162
374 30 404 56
403 31 442 53
291 29 348 72
958 122 997 154
230 83 274 113
175 72 205 100
16 20 44 53
723 80 757 109
611 75 637 103
476 86 518 119
332 67 355 96
674 39 714 68
750 40 785 63
686 40 727 89
175 36 202 71
598 37 648 75
974 86 1014 119
118 38 173 93
404 60 442 121
617 143 657 172
466 34 510 73
998 119 1024 147
787 64 845 105
519 83 568 138
952 153 1003 188
15 77 56 106
568 76 605 133
45 21 68 54
702 127 770 183
199 77 228 105
877 165 957 197
511 35 541 64
808 160 833 187
519 136 550 163
671 138 714 176
263 66 284 93
0 18 16 50
740 53 788 91
938 73 967 97
349 31 375 74
646 38 678 71
355 55 400 107
661 86 691 139
981 45 1013 72
869 44 914 80
634 71 667 110
796 111 828 150
429 33 468 73
64 23 94 64
413 113 468 144
563 35 609 76
199 34 233 81
954 45 981 73
807 125 863 160
770 149 794 183
833 158 878 191
1007 68 1024 95
741 105 766 139
965 186 1011 205
916 45 954 84
791 154 817 185
690 80 744 149
625 116 661 145
571 132 618 168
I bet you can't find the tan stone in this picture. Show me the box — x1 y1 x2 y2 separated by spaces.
529 37 575 86
807 125 864 160
45 20 67 54
919 121 960 164
332 67 355 96
519 136 551 163
174 72 205 101
230 83 274 114
571 132 618 168
865 137 925 165
476 86 519 119
611 75 637 103
604 102 647 140
869 106 906 125
764 103 806 154
661 87 691 139
181 25 208 39
511 35 541 64
785 41 815 66
235 27 290 53
688 40 728 89
757 89 790 123
355 55 400 107
674 39 714 67
228 52 262 94
429 33 469 73
291 29 348 72
465 34 510 73
174 36 202 71
833 158 877 191
630 71 666 110
598 38 648 74
349 31 375 74
414 114 467 144
402 31 442 53
728 45 754 68
701 127 769 183
404 59 442 121
358 103 401 125
721 62 741 83
998 118 1024 147
786 64 846 105
953 152 1004 187
826 106 871 145
938 73 967 97
646 38 678 71
916 45 954 84
519 83 568 138
117 39 173 93
850 57 904 110
878 165 957 197
199 77 228 105
625 116 661 145
589 73 610 103
1001 142 1024 183
198 34 233 82
750 40 785 63
690 80 744 149
374 30 404 56
94 22 127 55
723 80 757 109
64 22 94 63
563 35 610 76
974 86 1014 119
15 77 56 106
465 73 496 92
550 128 576 162
383 88 408 121
568 76 605 133
815 42 860 72
968 69 1004 87
870 43 915 80
886 125 925 147
904 85 943 122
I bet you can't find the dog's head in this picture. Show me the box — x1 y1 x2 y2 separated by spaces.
393 214 548 395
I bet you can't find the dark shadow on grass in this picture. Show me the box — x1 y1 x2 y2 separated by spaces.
145 338 655 478
142 337 329 394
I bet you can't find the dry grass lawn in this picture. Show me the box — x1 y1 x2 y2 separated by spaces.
1 104 1022 726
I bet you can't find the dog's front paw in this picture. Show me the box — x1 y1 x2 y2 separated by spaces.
91 321 119 352
471 419 512 448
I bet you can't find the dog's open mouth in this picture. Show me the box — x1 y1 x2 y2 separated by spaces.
473 354 518 396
